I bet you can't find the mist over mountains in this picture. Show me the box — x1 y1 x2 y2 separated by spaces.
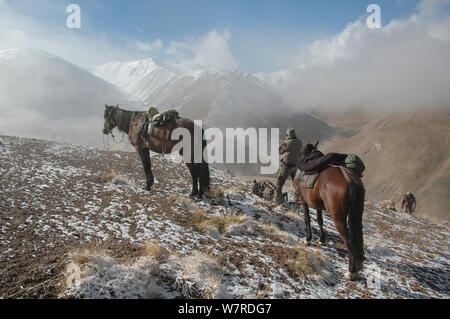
0 47 337 152
0 48 143 146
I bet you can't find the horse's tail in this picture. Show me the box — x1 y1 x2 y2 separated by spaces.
347 179 365 272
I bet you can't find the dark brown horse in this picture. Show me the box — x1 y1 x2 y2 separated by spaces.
102 105 210 198
294 141 365 280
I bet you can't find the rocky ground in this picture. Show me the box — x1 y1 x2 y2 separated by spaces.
0 135 448 299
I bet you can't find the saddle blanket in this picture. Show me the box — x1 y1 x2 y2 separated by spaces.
294 169 319 189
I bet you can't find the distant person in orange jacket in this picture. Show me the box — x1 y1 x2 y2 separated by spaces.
401 192 416 214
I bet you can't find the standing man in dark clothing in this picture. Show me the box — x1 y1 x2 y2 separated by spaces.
402 192 416 214
273 128 303 206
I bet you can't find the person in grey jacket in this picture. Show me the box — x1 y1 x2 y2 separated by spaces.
273 128 303 206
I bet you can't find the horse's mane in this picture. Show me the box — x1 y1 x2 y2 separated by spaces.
115 108 144 133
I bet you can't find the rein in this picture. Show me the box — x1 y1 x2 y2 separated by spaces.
102 133 110 151
111 131 125 144
103 130 124 151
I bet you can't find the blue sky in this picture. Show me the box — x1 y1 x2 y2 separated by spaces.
0 0 428 71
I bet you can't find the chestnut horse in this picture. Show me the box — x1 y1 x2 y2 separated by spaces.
102 105 210 198
294 141 365 280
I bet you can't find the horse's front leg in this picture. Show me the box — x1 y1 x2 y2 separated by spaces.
186 163 199 197
137 147 154 191
300 199 312 244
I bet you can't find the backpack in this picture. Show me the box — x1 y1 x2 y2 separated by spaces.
345 153 366 177
252 180 276 201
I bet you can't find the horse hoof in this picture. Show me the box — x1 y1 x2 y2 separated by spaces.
344 271 358 281
304 239 312 246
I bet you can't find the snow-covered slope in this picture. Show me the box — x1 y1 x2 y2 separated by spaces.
0 48 143 146
0 135 448 299
94 59 180 102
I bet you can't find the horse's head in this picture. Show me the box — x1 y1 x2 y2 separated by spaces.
300 140 319 161
103 104 119 135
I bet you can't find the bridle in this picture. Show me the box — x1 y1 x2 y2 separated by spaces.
103 110 125 150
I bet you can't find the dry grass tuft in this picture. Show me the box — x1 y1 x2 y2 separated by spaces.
284 245 331 283
285 210 302 222
378 199 396 211
63 246 109 291
189 210 248 234
143 241 169 262
96 170 128 185
205 188 225 199
169 194 195 206
259 223 290 242
61 244 226 299
177 253 224 299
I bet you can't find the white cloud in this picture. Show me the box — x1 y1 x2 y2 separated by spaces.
0 2 238 72
0 1 137 67
278 0 450 110
136 39 163 52
165 29 238 71
192 29 238 71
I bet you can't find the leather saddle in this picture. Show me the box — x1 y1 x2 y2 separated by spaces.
139 109 179 141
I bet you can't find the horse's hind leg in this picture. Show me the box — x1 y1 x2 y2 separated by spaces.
332 216 349 246
197 162 210 196
186 163 199 197
137 147 154 191
300 200 312 244
317 210 326 244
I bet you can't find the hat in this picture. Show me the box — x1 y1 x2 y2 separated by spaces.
286 128 296 138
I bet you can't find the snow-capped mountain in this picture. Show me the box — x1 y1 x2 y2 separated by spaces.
94 58 337 139
0 48 143 146
94 58 339 175
254 69 293 91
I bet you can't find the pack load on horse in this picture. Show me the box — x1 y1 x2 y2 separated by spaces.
293 141 366 280
295 143 365 189
102 105 210 198
252 180 287 202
